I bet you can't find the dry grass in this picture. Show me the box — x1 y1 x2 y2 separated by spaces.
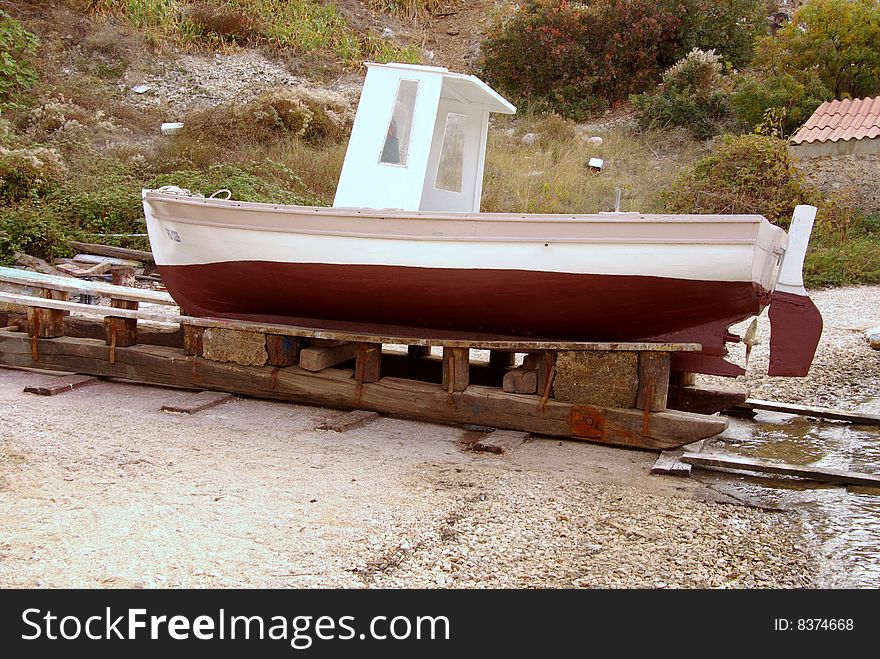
482 114 708 214
364 0 444 24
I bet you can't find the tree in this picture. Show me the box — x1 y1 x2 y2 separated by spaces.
760 0 880 98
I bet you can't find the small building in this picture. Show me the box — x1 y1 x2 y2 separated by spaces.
333 62 516 213
790 96 880 213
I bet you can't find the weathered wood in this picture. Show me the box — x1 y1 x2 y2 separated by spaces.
553 351 638 407
669 383 748 415
354 343 382 383
472 430 529 454
13 253 71 278
2 312 182 347
300 342 357 372
27 289 67 339
0 334 726 449
202 328 267 366
650 450 692 476
637 352 670 411
489 350 516 368
183 325 204 356
681 452 880 487
536 350 557 397
266 334 300 367
74 254 142 268
318 410 381 432
442 347 470 392
502 366 538 394
0 267 175 306
738 399 880 426
23 374 98 396
407 345 431 358
104 299 139 349
68 241 154 263
161 391 235 414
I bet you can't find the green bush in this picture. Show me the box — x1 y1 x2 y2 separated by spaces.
0 145 68 204
0 10 39 102
758 0 880 98
0 202 77 264
480 0 765 118
663 133 820 226
633 49 733 138
730 72 832 137
147 164 317 205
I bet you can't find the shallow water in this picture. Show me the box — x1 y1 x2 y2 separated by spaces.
701 409 880 587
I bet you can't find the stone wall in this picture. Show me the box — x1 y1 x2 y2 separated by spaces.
795 152 880 214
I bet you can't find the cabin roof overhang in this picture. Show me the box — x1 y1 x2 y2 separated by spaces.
365 62 515 115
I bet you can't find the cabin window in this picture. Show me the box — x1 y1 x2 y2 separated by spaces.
380 79 418 167
434 112 466 193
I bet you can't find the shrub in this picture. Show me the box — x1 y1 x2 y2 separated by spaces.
730 72 832 137
0 202 75 265
633 49 733 138
181 86 354 147
480 0 765 119
0 10 39 101
758 0 880 98
662 133 821 226
147 164 317 205
0 145 67 204
183 3 258 44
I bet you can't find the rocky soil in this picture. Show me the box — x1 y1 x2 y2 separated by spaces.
0 369 817 589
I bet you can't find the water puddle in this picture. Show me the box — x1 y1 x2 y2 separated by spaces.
701 410 880 587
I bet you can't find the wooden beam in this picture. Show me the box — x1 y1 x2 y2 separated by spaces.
0 333 727 449
318 410 380 432
183 325 204 356
68 241 154 263
266 334 300 367
651 450 692 476
442 347 469 392
637 352 670 411
2 313 182 348
354 342 382 383
299 342 357 372
669 384 748 415
27 289 66 340
0 267 174 305
737 399 880 426
681 452 880 487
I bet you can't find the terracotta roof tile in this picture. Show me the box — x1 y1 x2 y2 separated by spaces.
791 96 880 144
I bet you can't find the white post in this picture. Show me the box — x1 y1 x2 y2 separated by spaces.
775 204 817 296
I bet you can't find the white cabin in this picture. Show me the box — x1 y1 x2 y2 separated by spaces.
333 63 516 213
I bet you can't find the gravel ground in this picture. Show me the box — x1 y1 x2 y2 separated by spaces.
0 369 817 589
703 286 880 413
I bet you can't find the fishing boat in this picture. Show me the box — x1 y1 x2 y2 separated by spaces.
143 63 822 379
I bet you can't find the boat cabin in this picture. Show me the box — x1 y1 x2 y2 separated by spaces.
333 63 516 213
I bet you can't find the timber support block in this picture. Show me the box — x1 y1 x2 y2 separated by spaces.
27 288 66 339
354 342 382 383
104 299 139 349
183 325 204 357
637 352 670 411
266 334 300 367
442 347 470 393
300 342 357 372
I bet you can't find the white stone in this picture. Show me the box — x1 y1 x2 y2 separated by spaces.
521 132 539 146
866 326 880 350
587 136 604 147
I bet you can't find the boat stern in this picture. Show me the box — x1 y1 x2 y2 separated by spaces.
768 205 823 376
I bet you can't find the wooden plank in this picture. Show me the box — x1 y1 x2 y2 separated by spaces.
23 374 98 396
318 410 381 432
502 366 537 394
0 268 175 305
637 352 670 411
442 347 469 392
472 430 529 455
161 391 235 414
104 299 138 349
739 399 880 425
74 254 142 268
299 342 357 372
354 342 382 383
2 313 181 347
680 452 880 487
651 451 680 475
0 333 726 449
266 334 300 367
68 241 154 263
